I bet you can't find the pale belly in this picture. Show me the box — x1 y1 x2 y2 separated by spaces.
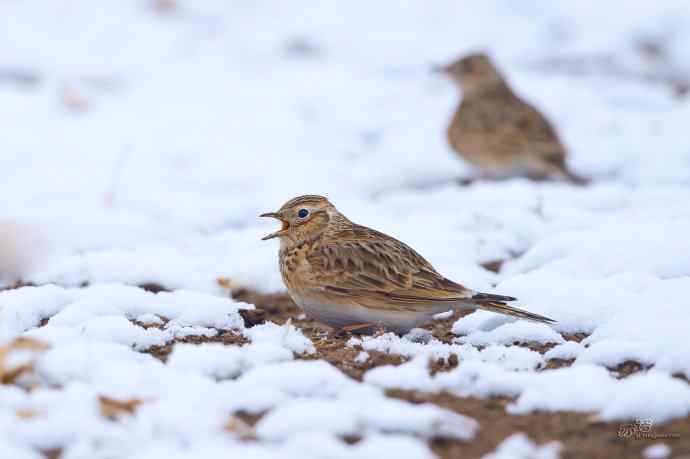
460 150 540 179
288 291 452 334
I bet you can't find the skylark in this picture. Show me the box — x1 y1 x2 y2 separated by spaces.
261 195 555 334
438 52 586 184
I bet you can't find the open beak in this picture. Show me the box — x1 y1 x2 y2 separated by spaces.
260 212 289 240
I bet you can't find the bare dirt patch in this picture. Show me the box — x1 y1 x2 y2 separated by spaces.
146 330 249 363
7 283 690 459
387 389 690 459
231 288 409 380
232 288 690 459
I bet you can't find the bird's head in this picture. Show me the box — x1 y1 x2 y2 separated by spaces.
260 195 345 246
435 52 504 94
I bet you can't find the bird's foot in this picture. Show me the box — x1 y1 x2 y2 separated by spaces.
456 176 476 187
341 322 375 333
312 329 330 346
335 322 378 339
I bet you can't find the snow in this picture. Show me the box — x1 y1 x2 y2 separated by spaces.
367 359 690 423
543 341 583 361
1 0 690 456
166 342 291 379
242 321 316 355
365 355 438 392
354 351 370 364
0 287 475 458
454 320 565 347
481 434 561 459
644 443 672 459
256 396 477 441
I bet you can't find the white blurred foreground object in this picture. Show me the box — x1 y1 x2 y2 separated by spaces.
0 220 43 287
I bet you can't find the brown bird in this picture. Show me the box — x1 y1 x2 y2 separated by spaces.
438 52 586 184
261 195 555 335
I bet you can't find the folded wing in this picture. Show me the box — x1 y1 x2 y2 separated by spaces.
306 224 556 324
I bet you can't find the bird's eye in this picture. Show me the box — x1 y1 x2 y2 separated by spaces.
297 208 309 219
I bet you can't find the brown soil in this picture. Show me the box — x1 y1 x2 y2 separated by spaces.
231 288 410 380
147 330 249 363
230 288 690 459
387 390 690 459
6 282 689 459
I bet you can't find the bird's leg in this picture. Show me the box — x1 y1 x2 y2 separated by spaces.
335 323 378 339
340 322 375 334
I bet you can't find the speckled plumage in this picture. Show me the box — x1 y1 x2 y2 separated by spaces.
261 195 555 334
441 53 586 184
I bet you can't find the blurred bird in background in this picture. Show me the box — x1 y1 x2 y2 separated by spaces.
437 52 587 184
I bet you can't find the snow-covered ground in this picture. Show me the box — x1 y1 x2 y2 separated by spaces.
1 1 690 458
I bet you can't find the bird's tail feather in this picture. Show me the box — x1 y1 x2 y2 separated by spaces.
471 292 517 302
557 165 589 186
468 292 556 324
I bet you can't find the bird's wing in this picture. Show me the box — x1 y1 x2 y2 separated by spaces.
455 93 566 159
510 98 562 145
487 94 566 161
305 225 474 311
304 225 556 324
497 98 589 184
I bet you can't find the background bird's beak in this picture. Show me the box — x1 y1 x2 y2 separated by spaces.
431 64 450 74
260 212 289 240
